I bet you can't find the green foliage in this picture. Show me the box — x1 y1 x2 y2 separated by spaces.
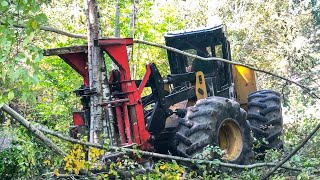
0 127 57 179
310 0 320 25
0 0 320 179
31 56 82 129
0 0 49 105
135 161 185 180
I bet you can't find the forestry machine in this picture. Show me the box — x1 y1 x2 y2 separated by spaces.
45 24 283 163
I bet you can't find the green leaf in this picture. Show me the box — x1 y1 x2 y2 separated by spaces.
10 69 23 81
35 13 48 23
22 37 30 47
21 92 28 102
32 76 39 84
8 91 14 100
0 56 6 62
2 69 6 83
34 53 43 63
1 1 8 7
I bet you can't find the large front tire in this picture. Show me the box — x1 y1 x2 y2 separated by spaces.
176 97 252 164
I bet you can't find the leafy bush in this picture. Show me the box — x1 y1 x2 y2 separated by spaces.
0 127 57 179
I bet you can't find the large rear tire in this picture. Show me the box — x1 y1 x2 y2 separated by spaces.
176 97 252 164
247 90 284 156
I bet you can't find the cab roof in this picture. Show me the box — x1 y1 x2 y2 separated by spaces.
164 24 224 39
164 24 225 50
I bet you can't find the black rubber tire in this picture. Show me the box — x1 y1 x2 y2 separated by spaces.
176 96 253 164
247 90 284 155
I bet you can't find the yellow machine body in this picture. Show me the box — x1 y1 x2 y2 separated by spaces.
232 65 257 110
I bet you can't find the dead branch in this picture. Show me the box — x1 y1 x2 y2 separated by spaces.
36 124 309 172
133 39 320 100
1 104 66 156
6 25 320 176
3 103 318 174
10 24 87 39
261 122 320 179
8 24 319 99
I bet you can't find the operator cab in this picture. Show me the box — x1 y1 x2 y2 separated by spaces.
164 25 233 98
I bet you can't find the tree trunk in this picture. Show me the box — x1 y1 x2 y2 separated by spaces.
101 56 116 145
85 0 104 144
112 0 121 70
114 0 121 38
129 0 138 79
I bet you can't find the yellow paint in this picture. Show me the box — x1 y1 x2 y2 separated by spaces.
164 72 207 129
164 83 171 92
232 65 257 109
235 65 251 82
195 71 207 100
218 119 243 161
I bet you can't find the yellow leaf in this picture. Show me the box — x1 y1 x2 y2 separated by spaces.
160 165 166 170
100 149 104 155
31 20 38 29
176 173 181 179
67 167 72 171
117 161 122 167
54 169 59 176
43 159 50 165
74 168 80 175
80 152 85 158
179 168 185 174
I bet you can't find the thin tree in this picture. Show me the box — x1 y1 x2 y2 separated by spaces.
85 0 104 144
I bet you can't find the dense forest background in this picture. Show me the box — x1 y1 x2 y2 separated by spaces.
0 0 319 179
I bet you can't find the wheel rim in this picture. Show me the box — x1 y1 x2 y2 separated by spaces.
218 118 243 161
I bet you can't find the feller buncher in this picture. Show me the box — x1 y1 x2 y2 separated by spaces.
45 24 283 164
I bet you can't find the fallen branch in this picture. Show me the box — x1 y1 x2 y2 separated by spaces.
3 102 319 174
8 24 319 99
261 122 320 179
133 39 320 100
7 24 320 176
1 104 66 156
9 24 87 39
36 124 308 172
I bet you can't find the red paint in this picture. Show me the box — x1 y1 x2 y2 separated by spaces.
73 112 84 126
131 106 141 144
99 38 133 46
115 104 126 145
122 102 133 144
59 53 89 87
108 70 114 86
58 38 153 150
138 64 151 95
100 38 152 150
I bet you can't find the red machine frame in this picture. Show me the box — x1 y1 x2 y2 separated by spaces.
57 38 152 150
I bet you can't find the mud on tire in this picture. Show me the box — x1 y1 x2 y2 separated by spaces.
176 96 252 164
247 90 284 156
